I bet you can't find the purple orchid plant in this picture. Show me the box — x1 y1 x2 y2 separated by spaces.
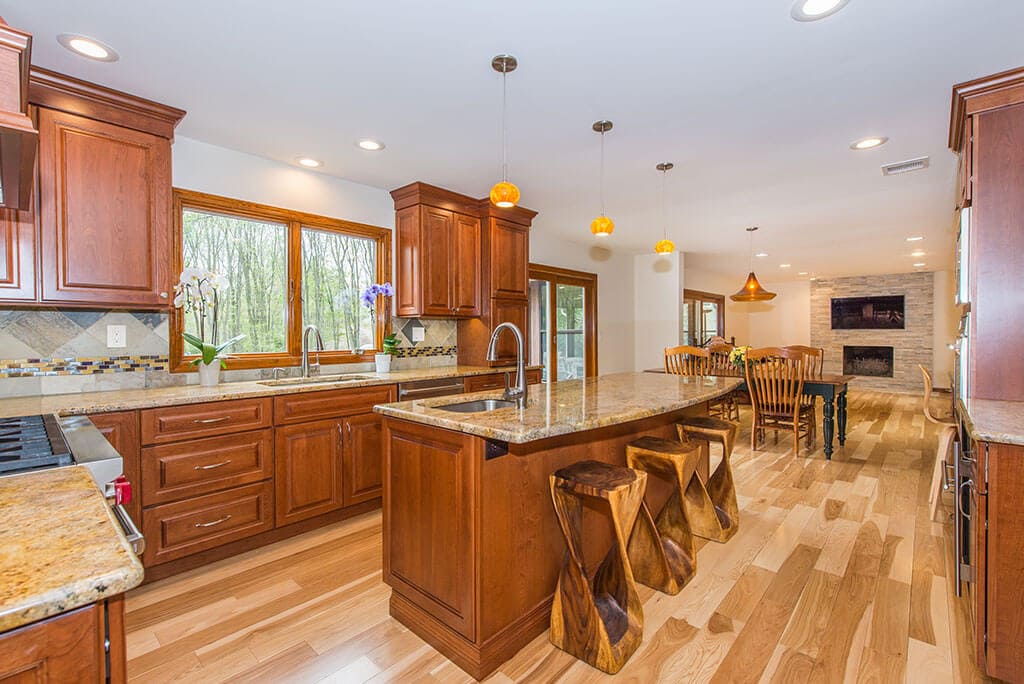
361 282 399 355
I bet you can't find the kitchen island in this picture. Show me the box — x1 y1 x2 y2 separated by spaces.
374 371 742 679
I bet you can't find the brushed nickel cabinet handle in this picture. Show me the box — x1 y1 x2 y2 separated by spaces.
194 515 232 528
159 291 168 299
194 460 232 471
193 416 230 424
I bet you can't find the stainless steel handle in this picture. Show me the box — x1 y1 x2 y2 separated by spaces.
194 515 232 528
194 459 232 470
193 416 230 424
958 480 974 520
112 503 145 555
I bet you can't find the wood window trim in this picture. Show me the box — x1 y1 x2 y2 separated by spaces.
683 288 726 345
170 189 392 372
528 263 598 377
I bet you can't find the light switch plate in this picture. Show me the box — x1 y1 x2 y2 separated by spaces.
411 326 425 342
107 325 127 348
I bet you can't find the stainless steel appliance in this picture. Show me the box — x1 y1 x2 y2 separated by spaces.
0 413 144 555
397 376 466 400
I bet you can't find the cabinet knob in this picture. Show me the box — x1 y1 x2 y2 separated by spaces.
159 291 169 299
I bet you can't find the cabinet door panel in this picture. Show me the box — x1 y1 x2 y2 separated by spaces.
488 298 527 365
490 219 528 300
88 411 141 522
37 108 170 307
342 412 384 506
395 206 421 316
0 206 35 301
451 213 480 316
274 419 344 526
421 206 453 315
0 605 101 683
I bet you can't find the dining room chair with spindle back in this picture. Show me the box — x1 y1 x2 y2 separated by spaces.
706 341 741 421
783 345 823 441
663 345 709 376
744 347 816 454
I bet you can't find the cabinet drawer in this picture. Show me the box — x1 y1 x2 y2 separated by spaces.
142 482 274 566
464 373 507 393
526 368 543 385
141 398 271 445
274 385 396 425
141 429 273 506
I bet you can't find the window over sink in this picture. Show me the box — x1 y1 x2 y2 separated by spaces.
171 189 391 371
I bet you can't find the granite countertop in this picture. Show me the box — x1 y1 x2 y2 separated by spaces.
0 466 144 632
0 365 532 419
958 398 1024 447
374 372 743 443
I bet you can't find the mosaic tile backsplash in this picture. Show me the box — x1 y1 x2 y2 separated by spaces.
0 309 458 398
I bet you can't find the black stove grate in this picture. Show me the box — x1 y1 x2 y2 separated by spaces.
0 414 73 475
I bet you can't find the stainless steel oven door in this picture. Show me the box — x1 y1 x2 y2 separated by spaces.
954 416 976 597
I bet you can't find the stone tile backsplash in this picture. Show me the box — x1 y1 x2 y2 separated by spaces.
0 309 458 398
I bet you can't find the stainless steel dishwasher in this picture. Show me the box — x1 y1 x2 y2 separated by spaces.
396 376 466 401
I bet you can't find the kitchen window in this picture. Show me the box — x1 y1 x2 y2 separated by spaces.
171 189 391 371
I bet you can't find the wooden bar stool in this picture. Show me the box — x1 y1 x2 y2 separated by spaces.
676 416 740 543
625 436 701 595
549 461 647 674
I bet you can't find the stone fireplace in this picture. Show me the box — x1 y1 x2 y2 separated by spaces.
811 272 933 392
843 345 895 377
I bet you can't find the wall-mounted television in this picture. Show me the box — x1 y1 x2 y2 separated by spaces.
831 295 905 329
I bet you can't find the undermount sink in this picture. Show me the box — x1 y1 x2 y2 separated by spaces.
257 374 374 387
437 398 518 413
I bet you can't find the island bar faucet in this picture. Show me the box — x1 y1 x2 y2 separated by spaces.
301 324 325 378
485 322 527 408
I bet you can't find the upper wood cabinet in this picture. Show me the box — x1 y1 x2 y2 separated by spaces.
0 204 35 301
391 182 481 318
489 218 529 300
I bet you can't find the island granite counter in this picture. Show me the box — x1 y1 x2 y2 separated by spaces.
374 372 741 679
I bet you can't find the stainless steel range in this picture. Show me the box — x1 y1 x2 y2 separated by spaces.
0 413 144 555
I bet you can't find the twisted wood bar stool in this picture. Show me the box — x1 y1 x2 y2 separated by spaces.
549 461 647 674
625 436 701 595
676 416 740 543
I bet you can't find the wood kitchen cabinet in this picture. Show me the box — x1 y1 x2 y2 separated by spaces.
0 204 36 302
274 418 345 526
391 182 481 318
342 412 385 506
88 410 141 525
0 602 108 683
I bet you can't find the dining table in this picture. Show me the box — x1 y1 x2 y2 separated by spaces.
645 367 853 460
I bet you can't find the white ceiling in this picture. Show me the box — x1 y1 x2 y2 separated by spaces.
6 1 1022 280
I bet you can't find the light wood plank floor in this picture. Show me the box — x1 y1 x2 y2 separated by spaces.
125 391 994 683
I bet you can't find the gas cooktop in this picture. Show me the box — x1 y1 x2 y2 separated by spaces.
0 414 73 476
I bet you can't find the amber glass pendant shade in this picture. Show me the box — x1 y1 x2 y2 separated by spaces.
490 180 520 208
730 272 777 302
654 238 675 255
591 215 614 237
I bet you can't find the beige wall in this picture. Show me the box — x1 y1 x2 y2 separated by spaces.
932 270 959 388
633 252 684 371
744 280 812 348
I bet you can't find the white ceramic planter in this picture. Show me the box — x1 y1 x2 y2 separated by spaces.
196 360 221 387
375 353 392 373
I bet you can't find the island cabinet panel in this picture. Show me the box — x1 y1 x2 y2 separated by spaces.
342 412 385 506
383 419 477 641
37 106 172 307
0 604 103 683
88 410 141 523
274 419 345 526
140 398 271 445
0 205 36 302
141 428 273 506
143 481 274 565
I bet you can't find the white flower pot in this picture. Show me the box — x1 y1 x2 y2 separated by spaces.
197 360 221 387
375 353 392 373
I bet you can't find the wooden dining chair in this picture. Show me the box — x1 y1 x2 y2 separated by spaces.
920 365 957 522
744 347 815 454
664 345 709 375
706 341 741 420
783 345 823 441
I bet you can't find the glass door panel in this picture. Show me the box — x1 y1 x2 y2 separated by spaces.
556 284 585 380
701 301 721 341
529 279 550 382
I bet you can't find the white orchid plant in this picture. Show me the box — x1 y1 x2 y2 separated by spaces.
173 268 245 368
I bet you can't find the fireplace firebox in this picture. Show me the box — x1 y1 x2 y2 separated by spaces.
843 345 894 377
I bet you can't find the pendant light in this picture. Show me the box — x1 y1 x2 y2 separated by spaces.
590 120 614 237
730 226 777 301
490 54 520 208
654 162 675 254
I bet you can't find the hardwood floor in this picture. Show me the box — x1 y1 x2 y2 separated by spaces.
125 391 994 683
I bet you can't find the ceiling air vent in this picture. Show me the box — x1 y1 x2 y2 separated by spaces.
881 156 930 176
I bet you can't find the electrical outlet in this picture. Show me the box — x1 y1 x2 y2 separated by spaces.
411 326 425 342
107 325 127 349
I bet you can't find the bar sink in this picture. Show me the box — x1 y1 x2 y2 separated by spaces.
438 399 518 413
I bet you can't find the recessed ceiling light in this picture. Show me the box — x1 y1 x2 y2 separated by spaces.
906 236 923 242
780 264 792 268
357 139 385 151
791 0 851 22
57 33 119 62
850 136 888 151
755 252 769 258
911 250 926 257
798 271 808 276
809 277 818 281
914 263 926 268
297 158 322 168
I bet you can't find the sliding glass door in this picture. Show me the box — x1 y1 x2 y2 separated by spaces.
529 265 597 382
682 289 726 346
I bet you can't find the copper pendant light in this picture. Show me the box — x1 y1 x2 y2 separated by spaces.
654 162 675 254
590 120 614 237
489 54 520 208
730 227 777 302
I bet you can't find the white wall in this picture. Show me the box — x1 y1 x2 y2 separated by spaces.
682 266 750 344
744 280 812 348
172 137 394 229
633 252 684 371
932 270 958 387
529 235 636 375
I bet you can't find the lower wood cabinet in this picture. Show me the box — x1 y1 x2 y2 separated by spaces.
88 410 141 525
274 419 345 526
342 412 385 506
464 369 543 393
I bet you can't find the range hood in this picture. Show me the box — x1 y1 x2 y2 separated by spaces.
0 18 37 211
